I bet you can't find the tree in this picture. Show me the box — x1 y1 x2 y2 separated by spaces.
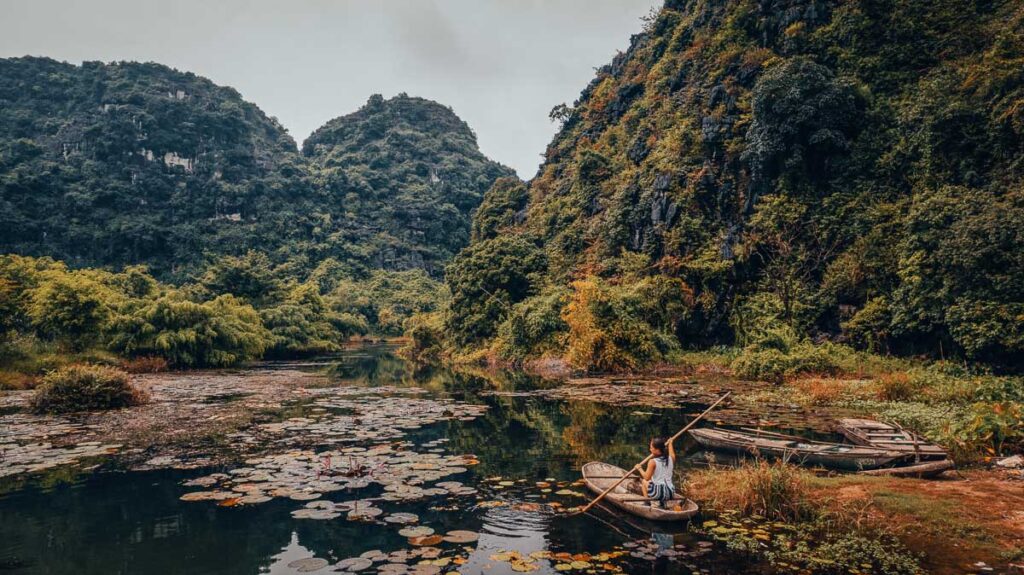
109 293 271 367
743 57 861 208
28 271 117 350
261 283 366 356
197 251 286 307
471 177 529 242
445 235 547 347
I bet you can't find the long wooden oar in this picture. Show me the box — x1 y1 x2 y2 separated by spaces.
575 391 731 515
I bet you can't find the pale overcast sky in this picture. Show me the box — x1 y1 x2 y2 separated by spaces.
0 0 658 177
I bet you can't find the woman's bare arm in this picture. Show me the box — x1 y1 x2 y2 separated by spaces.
640 459 656 481
668 439 676 462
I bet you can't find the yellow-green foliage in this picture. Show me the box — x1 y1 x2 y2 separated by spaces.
400 311 446 364
494 287 569 362
30 364 145 414
109 294 270 368
330 269 445 336
27 271 119 351
562 274 692 372
261 283 366 357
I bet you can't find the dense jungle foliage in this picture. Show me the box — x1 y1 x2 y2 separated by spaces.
304 94 515 274
0 253 446 384
440 0 1024 372
0 57 511 280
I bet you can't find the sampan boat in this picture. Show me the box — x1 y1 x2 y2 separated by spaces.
688 428 909 471
581 461 699 522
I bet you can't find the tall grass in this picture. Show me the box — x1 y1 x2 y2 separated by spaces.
687 459 813 521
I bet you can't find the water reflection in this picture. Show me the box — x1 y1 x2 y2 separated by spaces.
0 345 771 575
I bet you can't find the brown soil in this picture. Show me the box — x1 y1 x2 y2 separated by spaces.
823 471 1024 574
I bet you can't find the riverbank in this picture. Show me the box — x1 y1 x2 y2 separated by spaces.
687 465 1024 575
2 345 1022 573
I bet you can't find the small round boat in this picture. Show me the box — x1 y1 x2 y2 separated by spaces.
581 461 699 522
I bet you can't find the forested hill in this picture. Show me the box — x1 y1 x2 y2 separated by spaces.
304 94 515 274
446 0 1024 369
0 57 306 279
0 58 511 280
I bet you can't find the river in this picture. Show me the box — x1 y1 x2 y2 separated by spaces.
0 344 796 574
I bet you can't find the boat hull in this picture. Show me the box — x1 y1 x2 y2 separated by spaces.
689 428 908 471
581 461 699 522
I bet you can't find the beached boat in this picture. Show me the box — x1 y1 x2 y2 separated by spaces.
581 461 699 522
689 428 909 471
836 418 954 477
858 459 956 478
836 418 948 461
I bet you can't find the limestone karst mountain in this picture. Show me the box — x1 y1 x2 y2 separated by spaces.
0 58 512 280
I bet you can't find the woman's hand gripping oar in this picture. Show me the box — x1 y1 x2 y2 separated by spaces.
574 391 731 516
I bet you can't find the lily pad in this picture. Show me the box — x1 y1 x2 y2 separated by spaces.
408 535 443 546
399 526 435 538
441 530 478 544
287 557 329 572
336 557 373 572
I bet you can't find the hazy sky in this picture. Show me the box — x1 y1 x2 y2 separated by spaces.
0 0 658 177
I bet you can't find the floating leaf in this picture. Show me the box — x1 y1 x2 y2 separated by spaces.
409 535 443 546
441 530 478 544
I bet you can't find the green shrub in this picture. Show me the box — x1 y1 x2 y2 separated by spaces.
954 402 1024 457
31 364 145 414
445 234 548 347
731 342 843 384
109 294 271 367
401 312 446 364
494 288 569 362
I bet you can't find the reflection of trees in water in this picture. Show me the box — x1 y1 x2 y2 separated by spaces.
557 401 697 468
0 468 297 574
319 348 691 479
323 347 414 386
443 394 570 479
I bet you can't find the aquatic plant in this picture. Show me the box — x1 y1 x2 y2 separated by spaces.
30 364 146 414
688 459 813 522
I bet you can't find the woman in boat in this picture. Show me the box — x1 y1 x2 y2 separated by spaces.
639 436 675 508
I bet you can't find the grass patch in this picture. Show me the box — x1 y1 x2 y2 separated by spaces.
687 459 814 521
31 364 147 414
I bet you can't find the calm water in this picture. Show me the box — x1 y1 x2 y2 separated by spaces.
0 345 772 575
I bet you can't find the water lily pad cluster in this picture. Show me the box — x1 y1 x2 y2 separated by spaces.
287 539 482 574
483 378 839 431
0 413 118 478
179 444 480 507
240 391 488 449
482 380 700 409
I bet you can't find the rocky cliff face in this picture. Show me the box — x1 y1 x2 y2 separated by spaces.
303 94 515 275
0 60 511 280
451 0 1024 365
0 57 305 277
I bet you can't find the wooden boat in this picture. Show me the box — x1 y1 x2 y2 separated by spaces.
836 418 948 461
858 458 956 478
581 462 699 522
689 428 909 471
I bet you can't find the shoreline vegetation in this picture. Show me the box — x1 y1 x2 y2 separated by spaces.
3 0 1024 571
0 252 445 390
3 341 1021 574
